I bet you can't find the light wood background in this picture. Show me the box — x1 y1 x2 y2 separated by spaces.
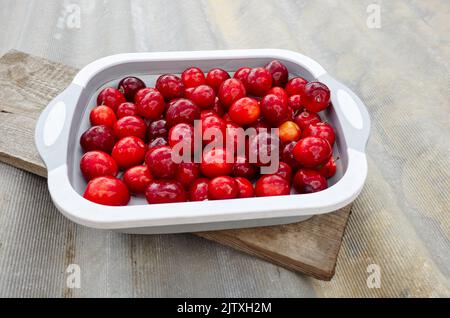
0 0 449 297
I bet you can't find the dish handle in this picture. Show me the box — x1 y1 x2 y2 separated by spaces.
318 74 371 153
34 83 83 171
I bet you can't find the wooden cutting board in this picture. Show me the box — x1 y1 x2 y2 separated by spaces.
0 50 351 280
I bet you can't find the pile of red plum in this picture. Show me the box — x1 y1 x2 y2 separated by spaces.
79 60 337 206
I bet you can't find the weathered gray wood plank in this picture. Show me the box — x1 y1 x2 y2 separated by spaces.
0 51 78 177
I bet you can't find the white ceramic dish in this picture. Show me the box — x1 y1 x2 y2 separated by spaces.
35 49 370 234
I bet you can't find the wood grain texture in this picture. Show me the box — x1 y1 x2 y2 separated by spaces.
0 50 77 178
0 50 351 281
197 206 351 280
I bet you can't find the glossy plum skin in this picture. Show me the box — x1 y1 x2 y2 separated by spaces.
144 145 177 179
293 137 332 168
136 88 165 120
165 98 200 127
118 76 146 101
246 67 273 96
265 60 288 87
302 82 331 113
113 115 147 140
200 148 233 178
250 117 271 133
317 157 337 178
89 105 117 127
202 108 219 121
281 141 301 171
168 123 195 156
80 151 118 181
248 131 280 167
80 125 116 153
201 110 216 119
190 85 216 109
303 122 335 146
116 102 138 118
267 87 289 107
234 177 255 198
285 77 308 97
189 178 209 201
145 180 186 204
233 67 251 89
83 176 130 206
286 106 296 122
155 74 185 101
134 88 154 105
218 78 246 109
222 113 234 124
123 165 153 194
211 97 225 117
232 156 258 179
111 136 146 169
255 175 290 197
260 94 288 126
294 110 321 131
208 176 239 200
274 162 293 182
184 87 194 100
293 169 328 194
278 121 301 143
147 137 168 151
225 122 246 156
201 114 226 145
181 67 206 88
97 87 126 112
288 95 302 111
175 162 200 188
229 97 260 126
147 119 168 140
206 68 230 92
